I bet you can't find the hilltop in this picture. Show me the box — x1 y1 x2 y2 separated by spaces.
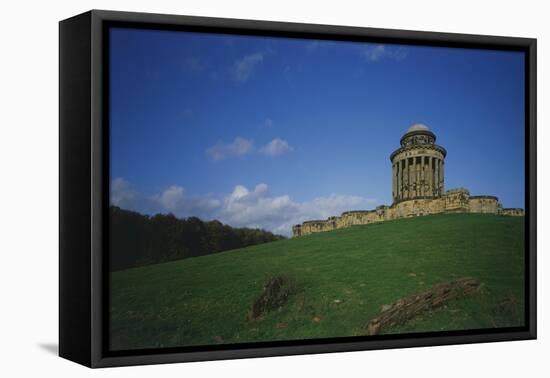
110 213 525 350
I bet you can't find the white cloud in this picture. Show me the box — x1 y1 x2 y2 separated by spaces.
206 137 254 161
259 138 293 157
299 194 377 222
305 40 333 52
110 179 221 218
219 184 296 233
183 57 204 73
153 185 222 216
218 184 376 236
110 179 377 237
361 44 407 62
363 45 386 62
110 177 137 208
233 52 264 82
206 135 292 160
156 185 185 211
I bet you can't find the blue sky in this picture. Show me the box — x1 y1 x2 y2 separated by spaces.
109 27 525 235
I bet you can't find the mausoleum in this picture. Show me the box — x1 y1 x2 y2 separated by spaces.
292 124 524 237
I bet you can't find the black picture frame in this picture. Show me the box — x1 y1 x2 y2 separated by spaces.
59 9 537 368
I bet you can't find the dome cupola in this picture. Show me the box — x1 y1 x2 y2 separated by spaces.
400 123 436 147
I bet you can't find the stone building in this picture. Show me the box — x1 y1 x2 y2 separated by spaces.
292 123 524 238
391 123 446 202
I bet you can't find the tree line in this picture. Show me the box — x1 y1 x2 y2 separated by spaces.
109 206 286 271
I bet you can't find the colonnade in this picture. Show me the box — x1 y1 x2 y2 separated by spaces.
392 156 444 202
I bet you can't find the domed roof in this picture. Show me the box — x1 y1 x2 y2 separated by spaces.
406 123 430 133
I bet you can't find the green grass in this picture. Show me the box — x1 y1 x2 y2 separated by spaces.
110 213 525 350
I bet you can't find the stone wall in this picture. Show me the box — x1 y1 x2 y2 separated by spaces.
469 195 502 214
292 188 524 237
501 208 525 216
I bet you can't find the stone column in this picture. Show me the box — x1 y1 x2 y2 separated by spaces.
434 157 439 197
420 158 425 197
440 160 444 193
427 156 432 197
398 160 402 201
392 163 397 202
404 158 409 199
424 158 430 197
416 158 421 197
411 156 417 197
408 158 413 199
403 162 406 201
400 159 405 200
401 159 405 200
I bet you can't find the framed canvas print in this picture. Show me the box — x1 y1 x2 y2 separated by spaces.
59 10 537 368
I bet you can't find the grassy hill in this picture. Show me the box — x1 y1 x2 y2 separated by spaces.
110 213 525 351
